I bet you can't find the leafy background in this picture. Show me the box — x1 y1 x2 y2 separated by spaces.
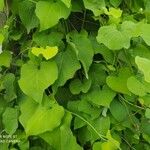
0 0 150 149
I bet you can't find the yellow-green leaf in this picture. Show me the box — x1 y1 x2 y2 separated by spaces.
31 46 58 60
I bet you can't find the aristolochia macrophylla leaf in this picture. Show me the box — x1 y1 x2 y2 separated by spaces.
19 96 64 136
31 46 58 60
135 56 150 83
19 60 58 103
35 1 71 31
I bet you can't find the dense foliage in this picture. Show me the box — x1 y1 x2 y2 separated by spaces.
0 0 150 149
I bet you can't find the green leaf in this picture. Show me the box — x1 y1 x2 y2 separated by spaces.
0 34 4 44
19 60 58 103
35 0 71 31
61 0 71 8
83 0 105 16
85 85 116 107
33 31 63 47
69 78 91 94
40 113 82 150
106 67 132 95
67 31 94 78
135 56 150 83
53 46 80 92
31 46 58 60
110 0 122 7
18 0 39 33
0 51 12 67
19 96 64 136
2 73 17 102
0 0 4 11
105 7 122 18
93 130 120 150
2 107 18 134
110 99 128 122
127 76 146 96
89 64 107 86
97 25 130 50
140 23 150 46
145 108 150 119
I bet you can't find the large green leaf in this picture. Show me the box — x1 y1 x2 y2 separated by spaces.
67 31 94 78
35 0 71 31
19 60 58 103
53 46 81 92
135 56 150 83
97 25 130 50
19 96 64 136
40 113 82 150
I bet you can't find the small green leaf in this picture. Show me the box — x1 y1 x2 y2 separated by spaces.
110 99 128 122
2 107 18 134
127 76 146 96
31 46 58 60
0 51 12 67
19 60 58 103
69 78 91 94
135 56 150 83
3 73 17 102
107 67 132 95
85 85 116 107
35 0 71 31
93 130 120 150
145 108 150 119
83 0 105 16
61 0 71 8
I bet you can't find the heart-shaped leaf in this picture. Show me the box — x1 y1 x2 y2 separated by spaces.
19 60 58 103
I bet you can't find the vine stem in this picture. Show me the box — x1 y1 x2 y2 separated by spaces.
65 109 121 150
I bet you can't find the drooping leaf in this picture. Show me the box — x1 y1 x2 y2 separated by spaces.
31 46 58 60
18 0 39 33
19 60 58 103
145 108 150 119
67 31 94 78
53 46 81 92
35 0 71 31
